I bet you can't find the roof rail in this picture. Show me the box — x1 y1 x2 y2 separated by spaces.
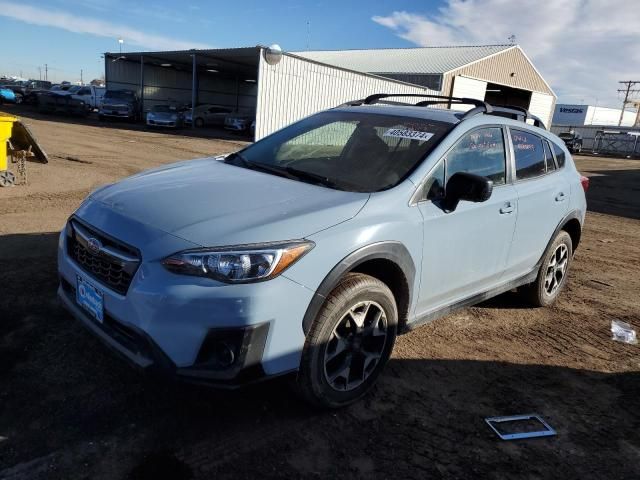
361 93 492 113
340 94 547 129
463 104 546 129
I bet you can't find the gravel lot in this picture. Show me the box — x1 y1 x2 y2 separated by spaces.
1 108 639 480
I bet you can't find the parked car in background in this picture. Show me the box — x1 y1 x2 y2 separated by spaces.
0 81 28 104
0 87 17 104
70 85 105 110
37 91 90 116
99 89 140 121
185 104 233 127
146 105 184 128
558 131 583 153
224 113 255 133
57 94 588 408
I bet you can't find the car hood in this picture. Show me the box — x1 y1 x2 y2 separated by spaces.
88 158 369 247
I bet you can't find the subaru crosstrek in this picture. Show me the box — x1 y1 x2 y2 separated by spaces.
58 94 588 408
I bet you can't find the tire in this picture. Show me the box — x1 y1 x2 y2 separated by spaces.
521 230 573 307
295 273 398 408
14 93 23 104
194 117 205 128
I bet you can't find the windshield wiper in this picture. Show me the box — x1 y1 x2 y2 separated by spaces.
283 166 340 189
225 153 340 189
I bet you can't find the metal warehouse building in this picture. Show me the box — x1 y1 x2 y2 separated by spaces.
298 45 556 127
104 43 555 140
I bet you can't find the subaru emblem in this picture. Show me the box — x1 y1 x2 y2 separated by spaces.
87 237 102 254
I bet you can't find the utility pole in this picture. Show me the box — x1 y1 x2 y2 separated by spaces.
38 66 42 80
617 80 640 126
80 69 83 84
45 64 48 81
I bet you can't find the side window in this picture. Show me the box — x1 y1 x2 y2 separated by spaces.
511 129 546 180
552 142 566 168
543 139 556 171
446 127 506 185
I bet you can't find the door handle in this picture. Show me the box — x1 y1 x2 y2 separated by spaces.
500 202 514 214
555 192 566 202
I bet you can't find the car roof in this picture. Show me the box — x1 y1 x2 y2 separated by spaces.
333 104 463 124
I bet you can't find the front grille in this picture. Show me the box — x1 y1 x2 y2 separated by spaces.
67 219 140 295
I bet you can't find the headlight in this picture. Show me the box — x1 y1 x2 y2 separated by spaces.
162 240 314 283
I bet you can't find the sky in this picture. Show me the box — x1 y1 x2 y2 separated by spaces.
0 0 638 108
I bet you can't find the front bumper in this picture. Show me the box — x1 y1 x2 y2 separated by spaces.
57 212 314 385
147 119 180 128
100 109 132 118
58 281 270 387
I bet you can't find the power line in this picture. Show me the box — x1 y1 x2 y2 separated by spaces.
617 80 640 126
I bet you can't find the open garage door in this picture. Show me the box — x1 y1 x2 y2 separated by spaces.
451 76 487 111
529 92 555 129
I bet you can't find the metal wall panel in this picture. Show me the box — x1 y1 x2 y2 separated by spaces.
528 91 555 129
450 76 487 111
255 52 440 139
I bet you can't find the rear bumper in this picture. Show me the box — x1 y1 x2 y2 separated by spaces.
58 282 272 388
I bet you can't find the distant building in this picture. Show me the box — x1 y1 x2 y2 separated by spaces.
553 104 637 126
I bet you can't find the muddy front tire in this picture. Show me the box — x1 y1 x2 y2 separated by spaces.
295 273 398 408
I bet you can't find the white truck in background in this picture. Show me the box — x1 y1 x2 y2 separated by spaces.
70 85 106 110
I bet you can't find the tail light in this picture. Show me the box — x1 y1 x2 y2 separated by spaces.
580 175 589 192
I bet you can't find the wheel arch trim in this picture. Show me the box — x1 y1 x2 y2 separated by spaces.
301 241 416 335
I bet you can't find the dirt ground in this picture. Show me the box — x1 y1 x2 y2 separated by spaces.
1 107 639 480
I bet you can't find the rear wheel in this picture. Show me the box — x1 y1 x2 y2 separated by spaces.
295 273 397 408
521 231 573 307
194 117 205 128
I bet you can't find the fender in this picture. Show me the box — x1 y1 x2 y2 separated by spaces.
301 241 416 335
533 209 583 272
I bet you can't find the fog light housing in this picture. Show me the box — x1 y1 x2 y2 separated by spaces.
187 323 269 381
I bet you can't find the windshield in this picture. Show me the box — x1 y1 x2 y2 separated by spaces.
68 86 81 93
104 90 134 100
152 105 175 113
229 111 453 192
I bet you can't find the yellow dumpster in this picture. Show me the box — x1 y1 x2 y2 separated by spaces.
0 115 17 172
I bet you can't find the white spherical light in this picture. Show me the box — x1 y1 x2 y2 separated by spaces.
264 44 283 65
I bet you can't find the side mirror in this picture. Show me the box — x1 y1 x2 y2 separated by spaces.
442 172 493 212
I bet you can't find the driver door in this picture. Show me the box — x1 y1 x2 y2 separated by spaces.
415 126 518 316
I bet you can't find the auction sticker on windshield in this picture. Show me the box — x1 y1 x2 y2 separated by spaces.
384 128 434 141
76 275 104 323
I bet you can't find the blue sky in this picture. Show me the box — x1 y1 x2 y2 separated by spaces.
0 0 638 107
0 0 431 83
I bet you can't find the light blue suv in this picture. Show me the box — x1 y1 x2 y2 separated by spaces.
58 94 588 407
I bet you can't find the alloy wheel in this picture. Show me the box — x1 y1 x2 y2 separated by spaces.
323 300 388 392
544 243 569 296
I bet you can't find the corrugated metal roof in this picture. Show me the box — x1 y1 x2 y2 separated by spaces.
295 45 514 75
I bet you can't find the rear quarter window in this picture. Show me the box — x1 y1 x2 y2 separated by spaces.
552 141 566 168
511 129 547 180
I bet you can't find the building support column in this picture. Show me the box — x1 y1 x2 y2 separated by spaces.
139 55 144 119
191 54 197 129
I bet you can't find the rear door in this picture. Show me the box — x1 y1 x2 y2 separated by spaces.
504 128 570 278
416 126 518 314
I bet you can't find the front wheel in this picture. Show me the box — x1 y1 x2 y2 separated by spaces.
295 273 397 408
521 230 573 307
14 93 23 104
